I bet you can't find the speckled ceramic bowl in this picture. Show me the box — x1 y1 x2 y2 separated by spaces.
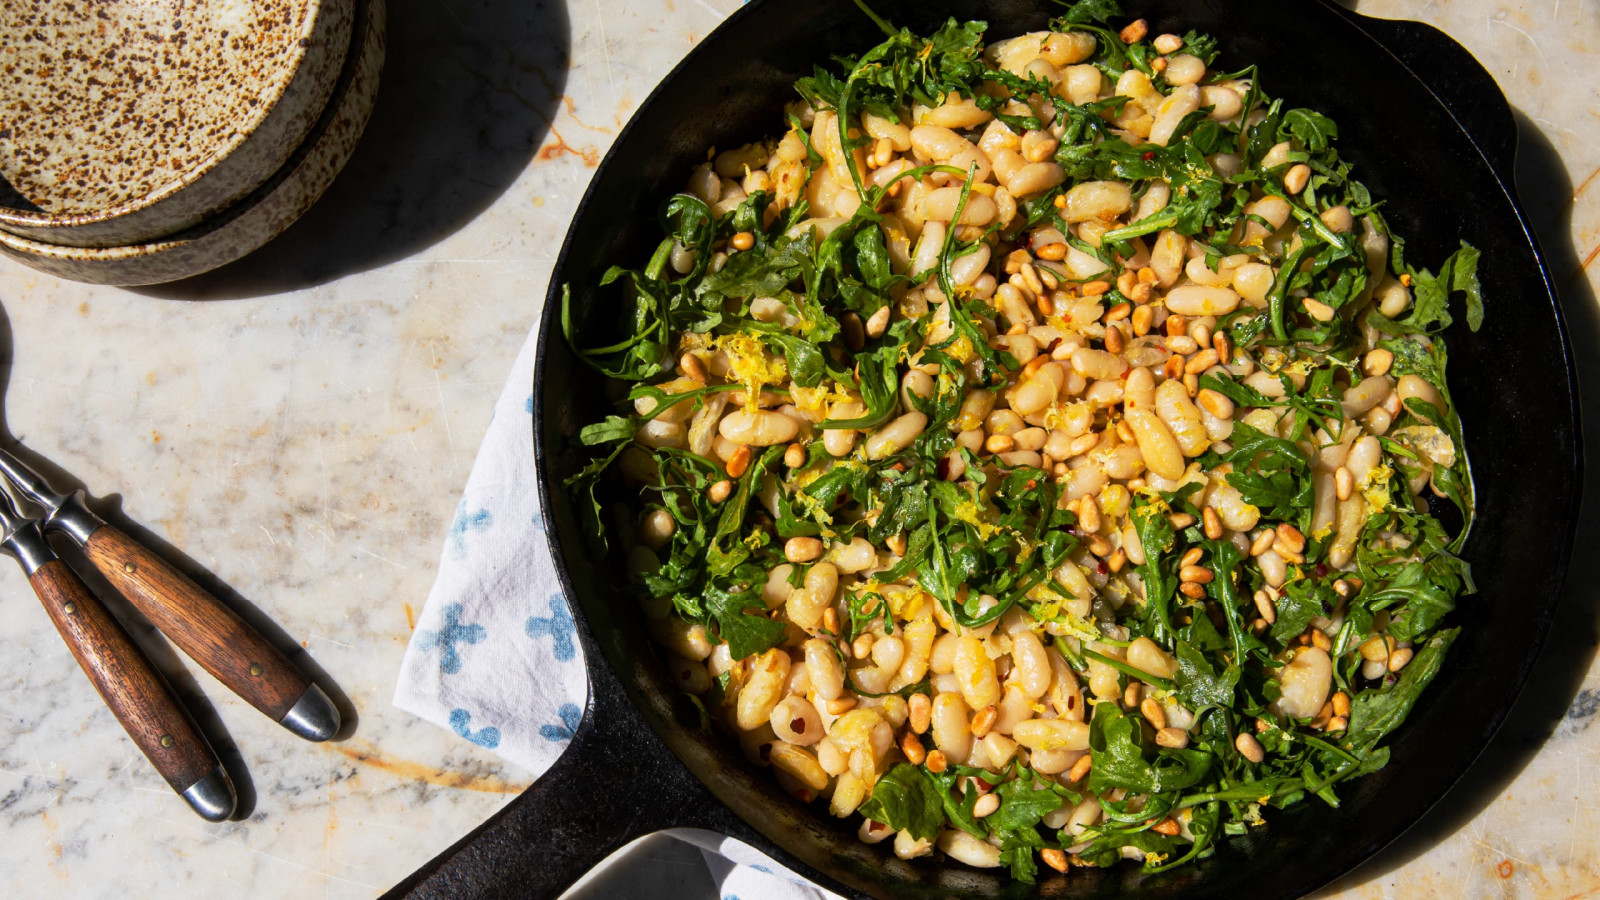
0 0 383 285
0 0 354 247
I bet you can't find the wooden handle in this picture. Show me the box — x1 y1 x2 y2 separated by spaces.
84 524 310 723
31 560 221 794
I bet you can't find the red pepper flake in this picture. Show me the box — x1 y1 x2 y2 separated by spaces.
1142 151 1157 160
935 457 951 480
1097 561 1109 575
1314 564 1328 578
975 778 994 791
1025 479 1038 490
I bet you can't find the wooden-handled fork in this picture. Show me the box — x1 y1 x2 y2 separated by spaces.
0 488 236 820
0 445 340 742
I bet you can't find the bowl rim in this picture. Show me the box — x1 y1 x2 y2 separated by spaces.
0 0 351 234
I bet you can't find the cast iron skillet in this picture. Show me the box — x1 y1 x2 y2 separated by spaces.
391 1 1582 897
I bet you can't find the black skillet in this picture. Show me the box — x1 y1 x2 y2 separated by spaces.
390 1 1583 897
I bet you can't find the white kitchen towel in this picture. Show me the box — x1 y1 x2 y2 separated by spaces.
393 324 841 900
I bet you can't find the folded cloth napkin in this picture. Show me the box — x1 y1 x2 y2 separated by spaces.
394 324 841 900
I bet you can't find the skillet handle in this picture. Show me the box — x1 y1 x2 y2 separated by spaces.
382 640 721 898
1348 13 1517 179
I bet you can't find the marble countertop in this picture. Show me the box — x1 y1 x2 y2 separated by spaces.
0 0 1594 896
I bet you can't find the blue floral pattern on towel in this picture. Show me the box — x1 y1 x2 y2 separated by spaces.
540 703 582 742
526 595 576 661
415 603 485 674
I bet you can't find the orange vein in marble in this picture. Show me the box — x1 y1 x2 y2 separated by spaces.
331 742 529 794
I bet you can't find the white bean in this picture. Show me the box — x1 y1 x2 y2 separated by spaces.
1271 647 1333 719
719 409 799 446
865 411 928 460
1059 181 1132 223
938 830 1002 868
1165 284 1241 316
931 692 973 763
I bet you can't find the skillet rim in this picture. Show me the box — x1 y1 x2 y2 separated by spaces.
529 1 1586 896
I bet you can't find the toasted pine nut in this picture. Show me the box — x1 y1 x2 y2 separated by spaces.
680 352 708 382
1083 280 1111 296
1328 715 1348 731
1105 325 1126 354
786 536 824 563
1150 56 1168 73
1181 547 1203 568
973 792 1000 818
1166 314 1187 337
970 705 998 738
866 305 891 338
1235 732 1265 763
1140 697 1167 730
1132 304 1154 336
1108 548 1127 572
1335 465 1354 501
1214 331 1232 363
826 697 857 715
1067 753 1092 783
1303 297 1336 322
1020 263 1044 296
1311 630 1331 652
785 442 807 469
1069 433 1099 457
1363 347 1394 377
731 231 755 251
852 633 874 659
1104 303 1132 323
1151 817 1181 836
901 731 927 765
1253 589 1277 624
1332 691 1351 718
1036 242 1067 261
925 749 948 773
1203 507 1223 539
1119 18 1149 43
1179 581 1207 599
1041 848 1069 873
1124 681 1142 708
909 692 932 734
1169 512 1195 529
1388 647 1415 672
726 444 753 478
1250 530 1276 556
1078 496 1102 533
1155 727 1189 749
1185 348 1220 375
709 480 732 503
1283 164 1311 195
1179 565 1214 584
985 434 1015 453
1275 522 1306 554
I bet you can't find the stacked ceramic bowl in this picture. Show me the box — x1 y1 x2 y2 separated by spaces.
0 0 386 285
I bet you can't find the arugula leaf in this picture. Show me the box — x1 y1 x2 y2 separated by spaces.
1346 628 1459 754
1175 640 1240 715
986 770 1066 882
1089 702 1214 794
858 763 947 841
703 580 787 660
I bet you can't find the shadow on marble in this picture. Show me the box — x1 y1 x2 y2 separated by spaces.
1319 109 1600 894
134 0 572 300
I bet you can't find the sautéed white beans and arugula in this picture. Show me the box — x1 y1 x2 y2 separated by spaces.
562 0 1482 881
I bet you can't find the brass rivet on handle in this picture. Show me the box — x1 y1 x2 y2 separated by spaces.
249 663 263 677
124 562 137 574
159 734 174 748
63 601 77 614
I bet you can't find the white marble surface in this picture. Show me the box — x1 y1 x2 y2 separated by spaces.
0 1 1594 897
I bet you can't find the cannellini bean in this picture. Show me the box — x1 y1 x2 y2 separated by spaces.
1011 630 1052 699
1165 284 1241 316
1201 84 1243 120
1155 379 1209 457
922 186 999 225
1135 182 1171 223
770 741 828 791
1126 409 1184 480
667 653 710 693
1271 647 1333 719
771 696 824 746
989 31 1096 74
831 537 876 574
651 617 712 660
865 411 928 460
1341 375 1394 418
1063 64 1104 105
1124 366 1156 410
1396 374 1446 422
1005 162 1067 198
993 684 1033 735
635 419 686 449
862 110 912 151
911 124 975 162
1328 495 1366 569
930 631 961 675
896 619 937 688
1071 348 1128 381
900 368 935 411
832 772 869 817
737 649 792 730
1164 53 1207 85
805 638 846 701
1047 651 1086 721
1346 435 1382 483
824 400 865 456
954 636 1001 710
1065 243 1111 279
1011 718 1091 752
1059 181 1132 223
938 830 1002 868
931 692 973 763
1149 84 1200 147
785 562 837 632
1243 195 1292 242
762 564 794 609
910 221 946 275
719 409 800 446
1127 637 1177 680
1011 362 1065 415
894 830 933 860
949 243 992 286
1053 558 1095 618
1186 255 1236 287
1207 477 1260 532
924 95 992 129
1231 262 1275 307
1376 275 1412 319
1151 229 1188 287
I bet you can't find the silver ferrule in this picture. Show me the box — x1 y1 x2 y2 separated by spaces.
0 520 57 576
45 491 105 546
